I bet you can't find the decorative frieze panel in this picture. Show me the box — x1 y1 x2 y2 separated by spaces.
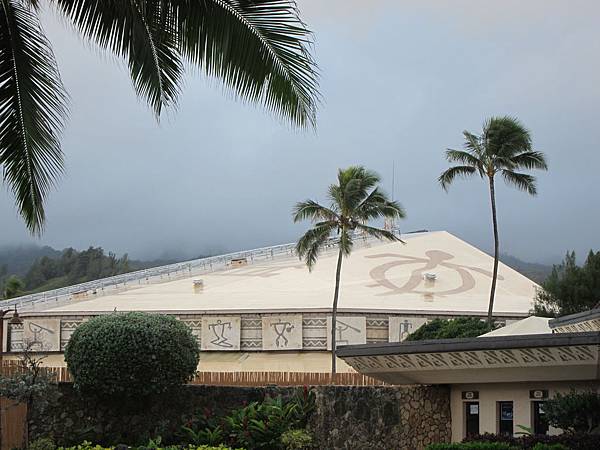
60 319 85 350
553 318 600 333
201 316 241 350
327 316 366 350
262 315 303 350
302 316 327 349
23 318 61 351
389 317 428 342
241 316 262 350
345 345 599 373
6 312 524 353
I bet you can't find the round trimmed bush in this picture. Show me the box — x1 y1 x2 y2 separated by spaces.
65 312 200 397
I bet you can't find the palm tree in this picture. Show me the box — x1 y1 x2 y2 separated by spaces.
438 116 548 328
293 166 405 374
0 0 319 234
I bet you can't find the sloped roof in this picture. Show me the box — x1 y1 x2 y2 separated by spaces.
42 231 538 316
479 316 551 337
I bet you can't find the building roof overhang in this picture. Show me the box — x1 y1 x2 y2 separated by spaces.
337 332 600 385
549 308 600 333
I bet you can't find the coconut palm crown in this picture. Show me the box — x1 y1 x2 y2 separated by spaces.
438 116 548 327
0 0 319 234
293 166 406 374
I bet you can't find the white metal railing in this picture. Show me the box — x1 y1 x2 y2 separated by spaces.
4 229 401 312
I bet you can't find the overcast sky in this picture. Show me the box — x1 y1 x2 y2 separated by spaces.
1 0 599 263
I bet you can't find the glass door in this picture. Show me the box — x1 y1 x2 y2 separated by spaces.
465 402 480 437
498 401 514 436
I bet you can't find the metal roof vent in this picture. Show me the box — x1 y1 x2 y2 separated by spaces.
424 272 436 288
193 279 204 294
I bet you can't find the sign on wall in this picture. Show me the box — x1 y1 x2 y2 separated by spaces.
23 319 61 351
201 316 241 350
327 316 366 350
388 317 428 342
262 315 303 350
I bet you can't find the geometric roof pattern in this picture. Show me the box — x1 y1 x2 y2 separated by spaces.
44 231 538 316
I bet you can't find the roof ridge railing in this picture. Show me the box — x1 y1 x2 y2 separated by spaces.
4 229 401 312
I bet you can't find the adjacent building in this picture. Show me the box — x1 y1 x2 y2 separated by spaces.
337 309 600 441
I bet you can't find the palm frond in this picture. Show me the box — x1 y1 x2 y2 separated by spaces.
438 165 477 191
510 151 548 171
355 187 405 221
296 221 335 270
337 166 380 210
175 0 319 127
462 131 483 156
484 115 532 158
0 0 68 234
501 170 537 195
356 224 403 243
445 149 483 170
54 0 183 116
292 199 338 223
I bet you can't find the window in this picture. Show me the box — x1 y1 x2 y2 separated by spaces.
465 402 479 437
532 401 548 435
498 401 514 436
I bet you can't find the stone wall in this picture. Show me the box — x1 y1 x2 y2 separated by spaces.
308 386 451 450
32 384 451 449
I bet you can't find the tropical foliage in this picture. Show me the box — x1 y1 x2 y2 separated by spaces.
439 116 547 327
534 250 600 317
181 390 315 449
293 166 405 373
65 312 200 398
543 391 600 434
405 317 491 341
0 0 319 233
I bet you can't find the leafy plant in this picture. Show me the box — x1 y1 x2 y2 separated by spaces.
181 425 225 447
280 429 313 449
64 312 200 398
543 390 600 433
427 444 518 450
181 389 315 449
28 437 57 450
406 317 491 341
531 444 568 450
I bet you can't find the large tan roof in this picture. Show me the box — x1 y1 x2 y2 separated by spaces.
43 231 538 316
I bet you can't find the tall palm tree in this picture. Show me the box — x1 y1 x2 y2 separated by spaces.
438 116 548 328
0 0 319 234
293 166 405 374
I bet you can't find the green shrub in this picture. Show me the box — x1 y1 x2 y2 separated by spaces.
181 389 315 449
406 317 491 341
280 429 313 449
57 444 243 450
29 437 56 450
531 444 568 450
427 444 517 450
543 390 600 433
64 312 200 398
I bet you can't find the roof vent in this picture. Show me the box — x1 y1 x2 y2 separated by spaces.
193 279 204 294
231 258 248 267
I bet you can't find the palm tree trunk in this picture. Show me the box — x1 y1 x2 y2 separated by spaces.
487 176 500 329
331 247 344 376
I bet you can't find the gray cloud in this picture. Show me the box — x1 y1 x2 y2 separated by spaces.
1 1 599 264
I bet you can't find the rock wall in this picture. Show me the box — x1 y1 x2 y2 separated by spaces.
308 385 451 450
32 384 450 449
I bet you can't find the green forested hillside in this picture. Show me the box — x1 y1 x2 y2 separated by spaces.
0 246 180 299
